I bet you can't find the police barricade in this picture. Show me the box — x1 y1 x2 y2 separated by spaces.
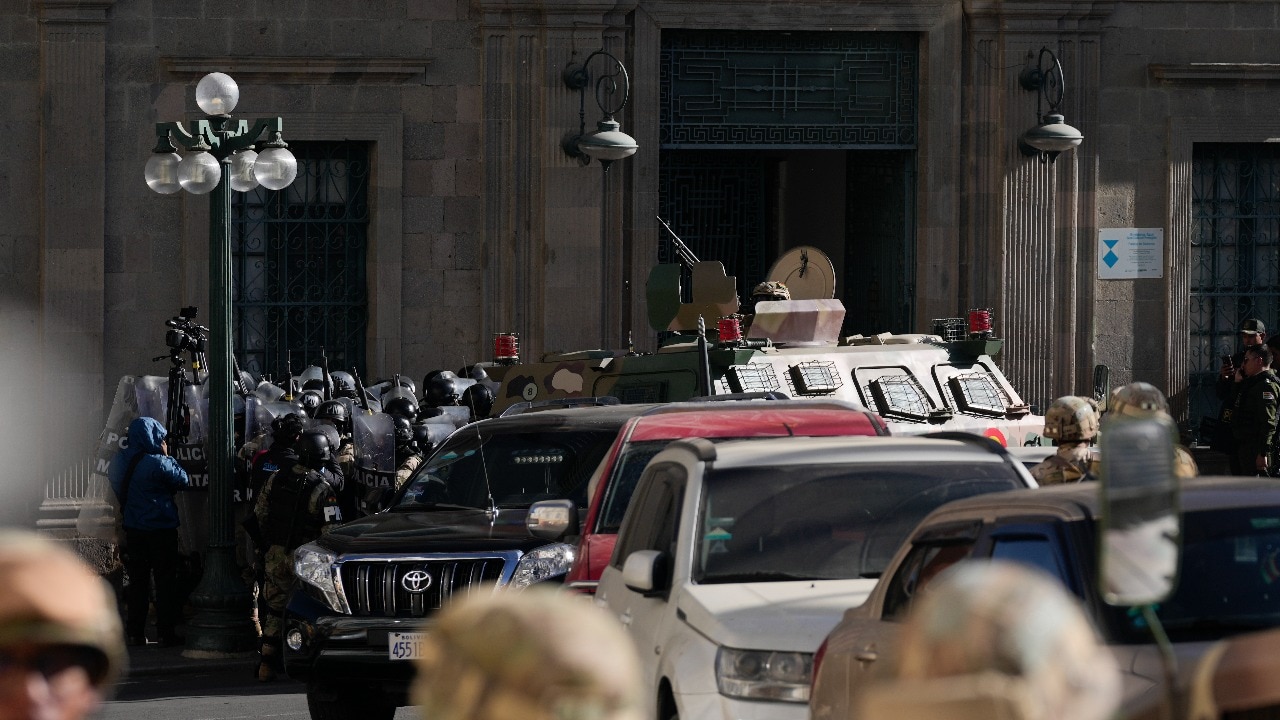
77 376 141 545
353 412 395 515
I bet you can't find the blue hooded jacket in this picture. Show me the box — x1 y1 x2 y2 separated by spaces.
108 416 191 531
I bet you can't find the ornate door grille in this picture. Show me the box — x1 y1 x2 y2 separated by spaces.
1189 143 1280 433
660 30 918 149
657 151 767 304
232 141 370 380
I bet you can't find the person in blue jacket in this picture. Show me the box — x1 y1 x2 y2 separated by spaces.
108 416 191 647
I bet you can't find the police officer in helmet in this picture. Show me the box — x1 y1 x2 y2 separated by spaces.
253 430 345 682
1031 396 1099 485
392 416 424 491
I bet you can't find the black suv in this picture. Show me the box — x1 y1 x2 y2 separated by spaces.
283 402 657 719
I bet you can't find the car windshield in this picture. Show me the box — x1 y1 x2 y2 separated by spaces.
694 462 1023 583
396 427 617 510
1109 507 1280 643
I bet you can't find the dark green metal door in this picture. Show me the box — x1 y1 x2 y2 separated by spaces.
232 141 370 380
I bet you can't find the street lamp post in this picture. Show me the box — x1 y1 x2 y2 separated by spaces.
144 72 298 655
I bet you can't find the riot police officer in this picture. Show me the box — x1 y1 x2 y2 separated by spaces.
330 370 359 400
393 416 424 490
1031 396 1099 485
253 431 345 682
315 399 358 515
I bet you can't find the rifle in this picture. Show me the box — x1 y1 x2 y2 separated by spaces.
351 366 372 414
657 215 700 267
321 348 333 401
283 351 298 400
232 354 252 396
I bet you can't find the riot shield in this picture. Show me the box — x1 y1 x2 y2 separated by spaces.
76 376 140 544
353 412 396 514
253 381 286 402
252 400 306 445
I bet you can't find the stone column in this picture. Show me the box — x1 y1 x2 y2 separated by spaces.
36 0 113 522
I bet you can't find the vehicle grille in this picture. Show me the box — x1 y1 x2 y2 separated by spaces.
339 558 508 617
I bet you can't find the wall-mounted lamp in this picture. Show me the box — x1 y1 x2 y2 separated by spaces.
1018 47 1083 164
562 49 638 172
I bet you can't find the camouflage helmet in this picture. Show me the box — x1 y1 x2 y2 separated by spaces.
411 588 643 720
878 560 1120 720
0 530 126 690
1043 396 1100 442
751 281 790 301
1109 382 1169 419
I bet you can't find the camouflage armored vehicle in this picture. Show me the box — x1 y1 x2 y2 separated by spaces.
485 251 1046 447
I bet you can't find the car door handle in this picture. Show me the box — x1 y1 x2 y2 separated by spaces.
855 645 878 663
619 610 632 627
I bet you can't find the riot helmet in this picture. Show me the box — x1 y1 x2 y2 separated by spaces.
301 378 326 393
271 412 307 446
394 375 417 397
298 389 324 417
297 430 332 470
413 423 438 456
1042 396 1100 443
461 382 494 422
384 395 420 422
393 416 415 448
1108 382 1170 419
315 400 350 434
751 280 790 302
330 370 357 398
458 364 491 383
425 371 463 407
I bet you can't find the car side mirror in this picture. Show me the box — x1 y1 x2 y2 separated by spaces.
622 549 671 596
1098 413 1181 607
526 499 578 541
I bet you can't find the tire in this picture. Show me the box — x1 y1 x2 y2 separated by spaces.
306 684 396 720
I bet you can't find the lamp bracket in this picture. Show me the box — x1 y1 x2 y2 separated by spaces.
562 49 632 162
155 117 285 160
1020 47 1066 120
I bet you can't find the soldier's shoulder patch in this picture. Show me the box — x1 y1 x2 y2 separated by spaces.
1265 392 1276 401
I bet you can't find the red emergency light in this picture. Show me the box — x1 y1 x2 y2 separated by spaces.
717 317 743 342
493 333 520 364
967 308 994 338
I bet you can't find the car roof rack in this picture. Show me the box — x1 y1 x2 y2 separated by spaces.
639 395 873 418
497 396 622 417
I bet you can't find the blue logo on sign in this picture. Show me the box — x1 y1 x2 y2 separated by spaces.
1103 239 1119 267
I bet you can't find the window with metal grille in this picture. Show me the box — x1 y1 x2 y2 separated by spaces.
1189 144 1280 436
231 141 370 382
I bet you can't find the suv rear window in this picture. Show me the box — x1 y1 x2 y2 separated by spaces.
397 427 617 509
694 462 1022 583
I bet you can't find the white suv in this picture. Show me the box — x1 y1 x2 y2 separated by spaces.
595 434 1036 720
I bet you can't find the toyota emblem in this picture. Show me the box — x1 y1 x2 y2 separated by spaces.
401 570 434 593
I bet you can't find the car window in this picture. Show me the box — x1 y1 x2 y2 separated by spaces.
597 440 668 533
990 535 1068 583
396 427 617 509
1107 506 1280 643
611 462 686 569
693 461 1020 584
882 541 975 620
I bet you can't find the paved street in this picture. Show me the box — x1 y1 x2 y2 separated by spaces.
97 643 422 720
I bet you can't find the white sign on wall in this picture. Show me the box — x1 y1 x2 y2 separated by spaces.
1098 228 1164 279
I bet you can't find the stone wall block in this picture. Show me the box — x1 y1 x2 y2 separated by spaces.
1186 4 1233 30
405 194 445 234
444 122 481 159
443 196 480 233
426 51 479 86
456 84 481 122
401 85 434 122
1234 2 1276 28
431 85 457 123
404 159 435 196
409 0 457 21
455 159 481 196
405 120 446 160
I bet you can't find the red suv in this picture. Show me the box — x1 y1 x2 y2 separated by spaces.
564 398 887 592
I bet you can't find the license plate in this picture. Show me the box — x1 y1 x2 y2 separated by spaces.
388 631 429 660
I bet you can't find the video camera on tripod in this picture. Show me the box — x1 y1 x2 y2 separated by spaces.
164 306 209 359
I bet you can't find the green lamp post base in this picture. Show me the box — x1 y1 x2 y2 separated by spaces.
183 543 257 657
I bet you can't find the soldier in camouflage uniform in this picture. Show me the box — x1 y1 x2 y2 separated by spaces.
392 415 424 490
411 588 643 720
253 430 344 682
1030 396 1099 485
1099 382 1199 478
858 560 1120 720
1232 344 1280 476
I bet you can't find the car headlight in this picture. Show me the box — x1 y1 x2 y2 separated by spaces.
293 542 351 614
716 647 812 702
508 543 576 590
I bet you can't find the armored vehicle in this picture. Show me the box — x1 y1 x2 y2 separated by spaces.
485 249 1045 447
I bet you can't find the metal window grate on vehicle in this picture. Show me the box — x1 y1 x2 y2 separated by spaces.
339 556 509 618
868 375 932 421
787 361 842 395
727 364 781 394
930 317 966 342
948 372 1008 417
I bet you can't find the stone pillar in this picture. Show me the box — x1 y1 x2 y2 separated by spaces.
36 0 113 522
963 1 1112 411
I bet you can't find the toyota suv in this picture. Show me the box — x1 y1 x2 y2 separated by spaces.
595 434 1036 720
282 401 657 720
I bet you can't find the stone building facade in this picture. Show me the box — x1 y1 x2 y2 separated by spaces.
5 0 1280 494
